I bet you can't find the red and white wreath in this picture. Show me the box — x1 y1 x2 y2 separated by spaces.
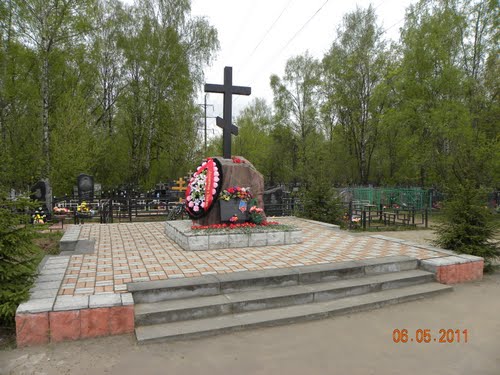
185 157 223 219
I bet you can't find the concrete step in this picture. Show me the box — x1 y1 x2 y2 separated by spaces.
129 255 418 303
135 282 452 344
135 269 434 326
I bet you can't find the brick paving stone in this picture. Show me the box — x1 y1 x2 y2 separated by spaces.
51 218 447 297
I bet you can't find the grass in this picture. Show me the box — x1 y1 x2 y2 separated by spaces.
32 229 63 256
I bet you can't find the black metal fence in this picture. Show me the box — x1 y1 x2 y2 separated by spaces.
51 198 186 224
345 200 429 230
50 195 432 231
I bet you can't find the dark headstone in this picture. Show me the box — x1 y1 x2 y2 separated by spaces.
263 186 285 206
77 174 94 201
263 186 287 216
30 179 52 213
30 180 47 202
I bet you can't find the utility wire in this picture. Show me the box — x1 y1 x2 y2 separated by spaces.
245 0 294 62
234 1 406 112
234 0 331 106
246 0 396 87
278 0 330 55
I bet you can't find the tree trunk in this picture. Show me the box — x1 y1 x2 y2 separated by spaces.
41 51 51 178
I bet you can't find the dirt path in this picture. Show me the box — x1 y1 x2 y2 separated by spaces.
1 272 499 375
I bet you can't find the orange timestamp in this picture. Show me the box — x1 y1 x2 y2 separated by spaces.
392 329 468 343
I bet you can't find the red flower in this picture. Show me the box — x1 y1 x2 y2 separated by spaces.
191 221 279 231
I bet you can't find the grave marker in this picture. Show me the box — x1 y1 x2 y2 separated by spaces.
205 66 251 159
172 177 187 202
30 179 52 212
77 174 94 201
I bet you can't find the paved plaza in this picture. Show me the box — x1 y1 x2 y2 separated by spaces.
58 218 443 297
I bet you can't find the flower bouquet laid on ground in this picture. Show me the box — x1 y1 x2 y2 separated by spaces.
32 207 47 224
53 206 70 215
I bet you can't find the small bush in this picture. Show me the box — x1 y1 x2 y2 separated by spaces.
433 182 499 271
0 198 39 325
299 184 343 225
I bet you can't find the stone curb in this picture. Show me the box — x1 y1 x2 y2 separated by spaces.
17 254 133 315
293 217 341 231
165 220 303 251
367 234 484 285
59 225 82 251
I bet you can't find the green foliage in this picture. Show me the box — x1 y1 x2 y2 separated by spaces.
299 135 344 225
299 187 343 225
433 182 499 271
270 52 321 184
1 0 498 228
0 198 39 325
0 0 219 194
321 5 388 185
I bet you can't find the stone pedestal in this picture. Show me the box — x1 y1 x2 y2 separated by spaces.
195 156 264 226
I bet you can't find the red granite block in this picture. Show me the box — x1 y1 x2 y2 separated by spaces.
16 313 49 347
49 310 81 343
448 265 459 284
438 265 459 284
109 306 134 335
455 263 465 283
471 261 484 281
463 263 472 281
436 266 446 283
81 308 110 338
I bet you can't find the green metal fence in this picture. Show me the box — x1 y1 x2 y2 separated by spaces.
349 187 431 210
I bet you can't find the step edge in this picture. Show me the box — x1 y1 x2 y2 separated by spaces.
129 256 420 296
135 283 451 344
134 270 434 317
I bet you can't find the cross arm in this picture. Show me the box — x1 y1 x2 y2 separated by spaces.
216 116 238 136
232 86 251 96
204 84 225 93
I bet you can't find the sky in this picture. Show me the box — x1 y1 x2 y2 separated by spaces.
189 0 417 136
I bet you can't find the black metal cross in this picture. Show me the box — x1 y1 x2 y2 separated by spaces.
204 66 251 159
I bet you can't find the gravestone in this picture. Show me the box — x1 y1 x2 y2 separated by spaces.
77 174 94 201
193 156 265 226
154 182 169 199
171 177 188 202
263 186 286 216
30 179 52 212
